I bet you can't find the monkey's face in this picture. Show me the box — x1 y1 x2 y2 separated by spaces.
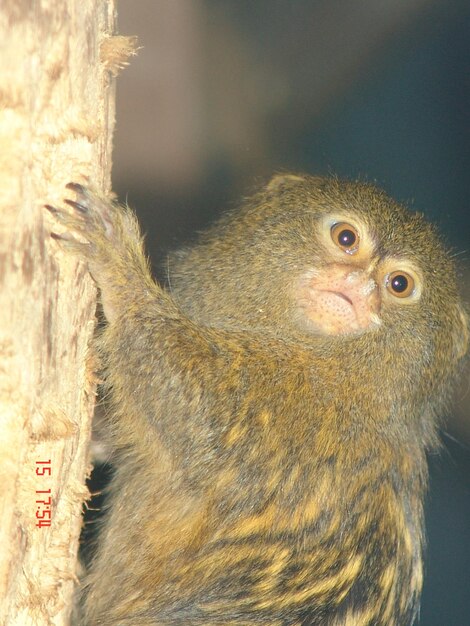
296 213 423 336
276 175 468 374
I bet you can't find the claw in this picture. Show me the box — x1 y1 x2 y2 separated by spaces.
51 231 73 241
65 182 86 194
64 198 89 213
44 204 60 215
50 231 90 254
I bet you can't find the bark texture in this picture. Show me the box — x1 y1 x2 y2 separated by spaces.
0 1 128 623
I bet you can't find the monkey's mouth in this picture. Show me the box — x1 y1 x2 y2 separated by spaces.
314 289 361 332
297 266 381 335
328 291 354 307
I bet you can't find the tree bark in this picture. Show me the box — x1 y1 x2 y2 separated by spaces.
0 1 131 623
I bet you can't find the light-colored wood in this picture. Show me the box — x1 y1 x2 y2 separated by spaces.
0 1 128 623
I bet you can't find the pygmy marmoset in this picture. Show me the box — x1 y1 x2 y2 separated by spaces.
46 174 468 625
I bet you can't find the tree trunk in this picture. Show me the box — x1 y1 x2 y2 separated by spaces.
0 1 133 623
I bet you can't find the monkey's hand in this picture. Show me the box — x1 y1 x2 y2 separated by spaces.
45 184 159 322
44 183 218 464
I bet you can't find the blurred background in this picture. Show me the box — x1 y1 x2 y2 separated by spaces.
93 1 470 623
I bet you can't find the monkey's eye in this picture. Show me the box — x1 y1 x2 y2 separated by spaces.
330 222 359 254
386 271 415 298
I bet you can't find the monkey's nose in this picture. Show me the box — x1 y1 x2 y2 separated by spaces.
343 269 381 327
345 270 377 296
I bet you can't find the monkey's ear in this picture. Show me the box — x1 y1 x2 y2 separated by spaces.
266 173 306 193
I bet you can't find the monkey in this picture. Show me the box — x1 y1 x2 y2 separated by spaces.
45 173 468 625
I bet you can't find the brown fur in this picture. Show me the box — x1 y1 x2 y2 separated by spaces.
47 175 468 625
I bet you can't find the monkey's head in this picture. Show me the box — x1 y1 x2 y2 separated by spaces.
170 174 468 397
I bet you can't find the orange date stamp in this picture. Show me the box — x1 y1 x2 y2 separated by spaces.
35 459 52 528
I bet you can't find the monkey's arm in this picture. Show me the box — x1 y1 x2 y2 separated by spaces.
45 186 289 479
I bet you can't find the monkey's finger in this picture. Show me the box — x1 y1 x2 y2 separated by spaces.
44 204 62 216
50 231 91 255
65 183 116 235
63 196 110 235
44 203 89 232
65 183 102 216
65 181 87 195
64 198 89 214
